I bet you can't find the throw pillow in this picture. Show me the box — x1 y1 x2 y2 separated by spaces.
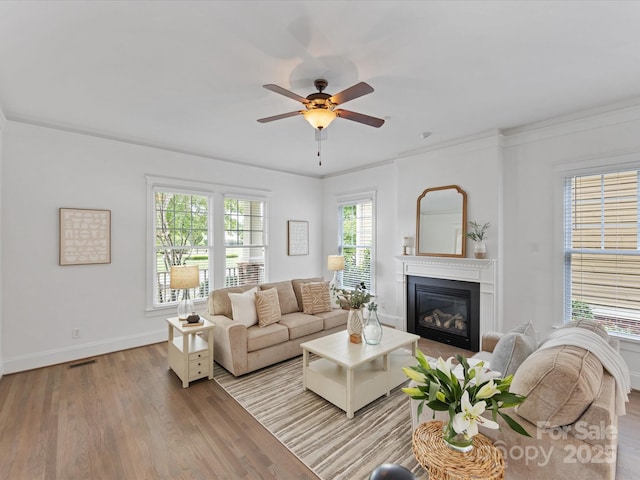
259 281 299 315
490 323 538 377
509 321 538 338
255 288 282 327
228 287 258 327
512 345 604 427
301 282 332 314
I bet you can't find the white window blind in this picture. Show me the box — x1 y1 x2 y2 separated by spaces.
338 197 375 293
224 197 267 286
564 169 640 336
154 190 211 306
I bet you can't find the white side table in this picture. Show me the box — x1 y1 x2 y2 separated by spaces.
166 317 215 388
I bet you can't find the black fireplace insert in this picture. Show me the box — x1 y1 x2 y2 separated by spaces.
407 275 480 351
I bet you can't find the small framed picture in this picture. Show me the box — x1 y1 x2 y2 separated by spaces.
59 208 111 265
287 220 309 256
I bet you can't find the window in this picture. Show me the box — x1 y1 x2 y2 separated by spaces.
224 197 267 286
154 190 211 307
338 195 375 292
564 169 640 336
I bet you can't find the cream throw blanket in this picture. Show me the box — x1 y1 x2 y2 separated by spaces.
538 328 631 415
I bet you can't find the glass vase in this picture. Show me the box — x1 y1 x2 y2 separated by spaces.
442 421 474 452
363 308 383 345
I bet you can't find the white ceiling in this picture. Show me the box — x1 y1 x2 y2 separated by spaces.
1 1 640 178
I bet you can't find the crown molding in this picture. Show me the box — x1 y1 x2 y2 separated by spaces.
503 95 640 147
4 114 325 179
395 129 504 161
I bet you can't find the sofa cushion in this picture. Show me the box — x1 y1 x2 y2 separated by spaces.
292 277 324 311
279 312 324 340
228 287 258 327
208 285 255 318
313 309 349 330
491 322 537 377
301 281 332 314
512 345 604 427
260 280 299 315
246 323 289 352
255 288 282 327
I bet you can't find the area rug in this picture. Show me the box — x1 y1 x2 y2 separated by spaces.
214 357 428 480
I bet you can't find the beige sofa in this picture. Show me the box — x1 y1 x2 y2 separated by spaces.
410 320 623 479
201 278 348 376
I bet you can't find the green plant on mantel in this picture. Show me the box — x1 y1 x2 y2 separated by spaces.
464 221 491 242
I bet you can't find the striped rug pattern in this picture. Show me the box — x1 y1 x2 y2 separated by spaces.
215 357 428 480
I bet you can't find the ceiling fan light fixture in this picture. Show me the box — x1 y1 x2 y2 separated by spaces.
303 108 337 130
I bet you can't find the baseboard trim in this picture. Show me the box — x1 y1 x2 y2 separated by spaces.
2 329 166 374
380 313 405 331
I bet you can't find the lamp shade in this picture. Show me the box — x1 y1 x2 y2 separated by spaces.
402 236 414 248
304 108 337 130
170 265 200 289
327 255 345 271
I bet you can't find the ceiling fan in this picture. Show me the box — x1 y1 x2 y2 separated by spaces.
257 79 385 130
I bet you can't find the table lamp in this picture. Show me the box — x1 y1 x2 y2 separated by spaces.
170 265 200 322
402 235 414 256
327 255 345 308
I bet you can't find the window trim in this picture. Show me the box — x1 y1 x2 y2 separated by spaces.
145 175 270 313
559 157 640 338
336 190 377 294
222 194 269 287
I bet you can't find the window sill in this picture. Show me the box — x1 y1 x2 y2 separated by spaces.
145 299 207 318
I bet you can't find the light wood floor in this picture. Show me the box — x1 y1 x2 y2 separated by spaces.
0 339 638 479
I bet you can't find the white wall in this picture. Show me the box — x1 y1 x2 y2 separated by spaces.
322 103 640 389
1 121 322 373
502 101 640 388
0 106 5 379
321 133 503 329
4 100 640 389
394 134 504 328
322 163 398 323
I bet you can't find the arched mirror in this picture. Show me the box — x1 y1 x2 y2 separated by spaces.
415 185 467 257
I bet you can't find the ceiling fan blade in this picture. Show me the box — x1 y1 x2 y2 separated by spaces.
257 111 303 123
263 84 309 104
329 82 374 105
336 109 385 128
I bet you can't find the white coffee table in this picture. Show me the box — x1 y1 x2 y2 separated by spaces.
301 326 420 418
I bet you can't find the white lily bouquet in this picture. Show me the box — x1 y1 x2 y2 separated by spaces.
403 351 530 451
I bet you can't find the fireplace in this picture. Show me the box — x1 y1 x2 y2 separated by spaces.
407 275 480 351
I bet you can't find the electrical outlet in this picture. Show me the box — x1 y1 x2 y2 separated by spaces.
72 328 80 339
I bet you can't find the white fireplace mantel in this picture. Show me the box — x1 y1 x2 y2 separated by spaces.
396 256 498 339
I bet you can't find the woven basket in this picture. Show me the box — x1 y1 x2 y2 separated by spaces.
412 421 505 480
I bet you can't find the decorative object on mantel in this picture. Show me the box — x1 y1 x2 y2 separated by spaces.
464 221 491 259
415 185 467 258
170 265 200 321
402 235 414 256
327 255 345 307
287 220 309 255
363 302 383 345
59 208 111 265
332 282 372 343
403 351 529 452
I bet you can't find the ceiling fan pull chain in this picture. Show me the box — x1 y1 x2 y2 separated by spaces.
317 133 322 166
